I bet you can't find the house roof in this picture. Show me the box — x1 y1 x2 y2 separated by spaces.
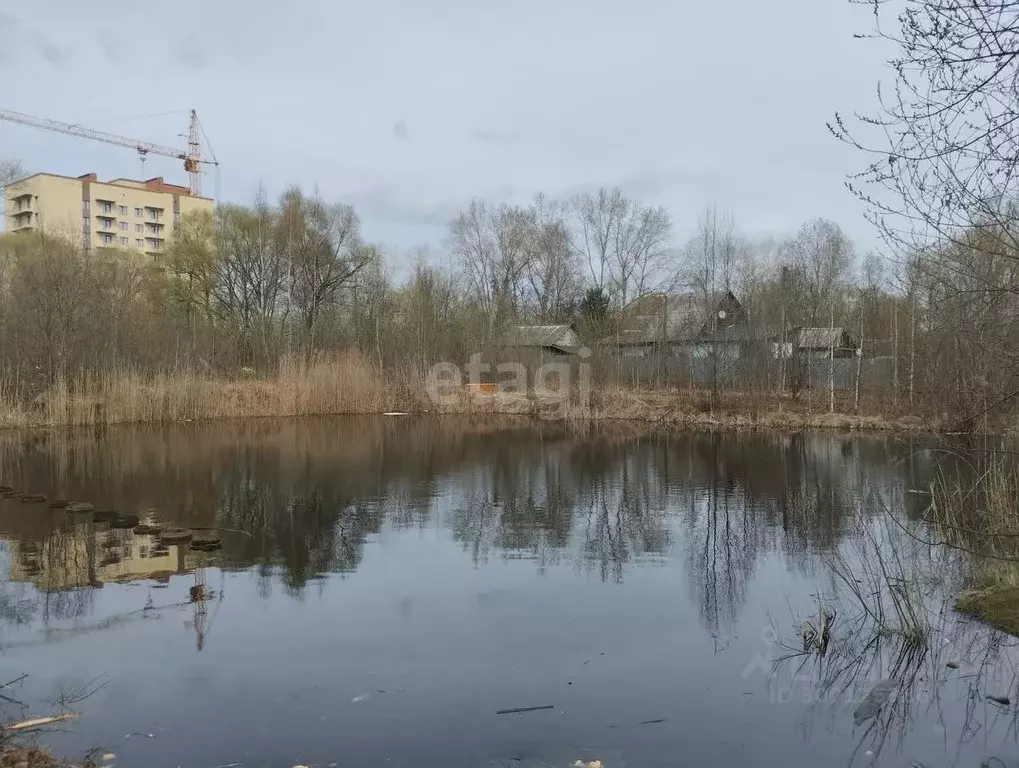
776 327 858 349
500 324 577 350
599 292 740 345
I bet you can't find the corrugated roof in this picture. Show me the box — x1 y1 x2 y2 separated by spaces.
782 327 858 349
501 324 576 349
599 292 730 345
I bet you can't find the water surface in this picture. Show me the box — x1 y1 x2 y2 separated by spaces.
0 417 1013 767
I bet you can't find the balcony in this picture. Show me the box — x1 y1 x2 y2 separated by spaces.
10 197 32 214
9 210 34 231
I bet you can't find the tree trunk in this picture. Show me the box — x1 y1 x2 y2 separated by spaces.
908 290 916 410
829 296 835 413
855 290 864 413
892 301 899 401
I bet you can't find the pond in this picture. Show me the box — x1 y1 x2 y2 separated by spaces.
0 417 1015 768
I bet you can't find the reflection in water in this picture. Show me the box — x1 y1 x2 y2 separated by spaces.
2 418 998 768
0 420 936 631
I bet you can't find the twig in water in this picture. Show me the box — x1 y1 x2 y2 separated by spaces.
496 705 554 715
0 674 27 690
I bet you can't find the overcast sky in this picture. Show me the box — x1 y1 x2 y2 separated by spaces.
0 0 891 269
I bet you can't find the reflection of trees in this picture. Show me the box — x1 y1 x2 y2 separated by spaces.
0 419 942 626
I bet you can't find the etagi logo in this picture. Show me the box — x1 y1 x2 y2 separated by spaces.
425 349 592 419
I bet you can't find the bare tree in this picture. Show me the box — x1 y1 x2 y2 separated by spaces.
570 187 672 306
449 200 534 338
2 234 90 385
0 159 23 223
279 187 372 347
523 195 580 323
832 0 1019 259
571 187 627 295
213 195 290 364
683 206 749 395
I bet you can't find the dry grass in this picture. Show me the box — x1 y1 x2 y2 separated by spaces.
0 360 933 433
0 382 31 430
956 587 1019 635
926 456 1019 635
28 352 405 428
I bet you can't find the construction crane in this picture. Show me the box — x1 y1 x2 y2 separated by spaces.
0 108 216 197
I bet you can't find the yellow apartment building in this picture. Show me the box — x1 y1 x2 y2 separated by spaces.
3 171 214 255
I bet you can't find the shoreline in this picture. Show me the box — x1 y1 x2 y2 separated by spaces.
0 357 949 437
0 394 935 436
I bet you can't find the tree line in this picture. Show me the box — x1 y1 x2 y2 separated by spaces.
4 0 1019 428
0 174 1001 425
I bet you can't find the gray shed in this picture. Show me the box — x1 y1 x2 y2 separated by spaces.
499 324 581 355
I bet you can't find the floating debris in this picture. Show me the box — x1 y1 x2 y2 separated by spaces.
110 514 140 529
158 528 193 544
987 694 1011 706
19 493 46 504
66 502 95 514
0 490 17 499
351 692 371 703
190 540 222 552
0 484 13 493
48 499 69 509
854 679 896 725
7 713 77 731
134 523 164 535
946 661 959 669
495 705 554 715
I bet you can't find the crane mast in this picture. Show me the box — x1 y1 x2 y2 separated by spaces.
0 108 209 196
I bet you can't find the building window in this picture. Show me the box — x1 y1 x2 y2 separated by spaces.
120 237 128 246
119 205 128 216
135 238 143 247
119 221 128 231
99 232 114 245
147 208 161 222
135 223 143 233
98 201 113 215
135 207 143 217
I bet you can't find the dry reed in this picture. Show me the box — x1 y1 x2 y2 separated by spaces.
0 358 934 433
32 352 403 427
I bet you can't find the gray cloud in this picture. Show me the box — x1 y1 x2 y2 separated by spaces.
3 0 888 254
0 13 20 65
344 185 460 229
0 12 70 67
469 128 515 145
173 34 208 69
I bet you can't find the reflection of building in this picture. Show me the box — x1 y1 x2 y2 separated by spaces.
7 524 198 591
